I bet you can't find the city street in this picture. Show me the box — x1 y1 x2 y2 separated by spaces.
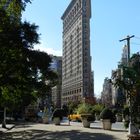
0 120 128 140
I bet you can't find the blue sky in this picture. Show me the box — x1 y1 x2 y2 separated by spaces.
22 0 140 97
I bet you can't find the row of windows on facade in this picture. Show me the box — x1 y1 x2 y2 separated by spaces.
63 46 90 59
63 22 82 41
63 56 81 64
64 41 81 50
63 70 82 78
63 35 82 48
63 52 82 62
63 51 82 60
63 49 82 58
63 44 89 60
63 22 82 40
62 76 82 84
63 56 82 66
63 15 88 36
62 87 82 96
62 67 89 79
63 13 82 35
63 66 81 73
62 95 81 104
62 63 89 76
63 56 89 67
63 50 81 60
63 18 82 34
63 56 90 66
63 64 82 72
63 0 82 27
63 57 88 71
63 34 82 49
62 71 82 79
63 12 88 36
63 35 89 55
63 45 82 57
63 64 81 73
64 33 80 45
63 68 81 77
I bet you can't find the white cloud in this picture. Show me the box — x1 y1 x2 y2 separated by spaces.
33 44 62 56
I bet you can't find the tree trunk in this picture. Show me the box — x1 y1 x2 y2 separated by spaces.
2 107 6 128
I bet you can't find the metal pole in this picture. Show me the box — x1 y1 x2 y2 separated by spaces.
120 35 135 135
119 35 134 64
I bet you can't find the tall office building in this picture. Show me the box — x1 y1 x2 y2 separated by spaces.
51 56 62 108
121 45 128 65
61 0 93 105
101 77 112 107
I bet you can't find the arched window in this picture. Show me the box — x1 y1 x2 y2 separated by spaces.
77 3 79 11
74 6 76 14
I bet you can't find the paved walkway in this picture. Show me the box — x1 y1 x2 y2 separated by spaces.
0 121 128 140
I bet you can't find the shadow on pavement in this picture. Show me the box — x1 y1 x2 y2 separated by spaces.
90 127 127 132
0 129 118 140
111 129 127 132
10 122 39 129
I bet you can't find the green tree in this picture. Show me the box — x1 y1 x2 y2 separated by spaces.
0 3 58 127
67 100 82 114
93 104 104 116
114 53 140 128
0 0 32 23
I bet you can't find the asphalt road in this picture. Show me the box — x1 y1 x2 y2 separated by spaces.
0 121 127 140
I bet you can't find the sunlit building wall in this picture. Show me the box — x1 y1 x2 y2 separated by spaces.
61 0 93 105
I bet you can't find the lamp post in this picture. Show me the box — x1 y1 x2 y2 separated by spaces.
120 35 136 135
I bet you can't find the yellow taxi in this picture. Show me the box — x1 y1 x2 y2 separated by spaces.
68 114 81 122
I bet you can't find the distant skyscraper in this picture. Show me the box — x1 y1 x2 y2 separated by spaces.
121 45 128 65
51 56 62 108
101 77 112 107
61 0 93 105
111 44 128 107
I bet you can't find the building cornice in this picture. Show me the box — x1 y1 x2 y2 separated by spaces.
61 0 76 20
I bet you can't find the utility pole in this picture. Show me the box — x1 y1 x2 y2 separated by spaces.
120 35 135 64
119 35 137 135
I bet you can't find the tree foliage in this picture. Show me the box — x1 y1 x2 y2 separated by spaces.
113 53 140 126
0 3 58 115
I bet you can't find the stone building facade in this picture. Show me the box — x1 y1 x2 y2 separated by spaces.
61 0 93 105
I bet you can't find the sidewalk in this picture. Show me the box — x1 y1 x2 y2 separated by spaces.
0 122 127 140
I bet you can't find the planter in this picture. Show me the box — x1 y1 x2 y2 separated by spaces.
81 114 93 128
102 119 112 130
82 118 90 128
42 117 49 124
53 117 61 125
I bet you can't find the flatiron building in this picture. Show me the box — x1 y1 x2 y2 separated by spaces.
61 0 93 105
